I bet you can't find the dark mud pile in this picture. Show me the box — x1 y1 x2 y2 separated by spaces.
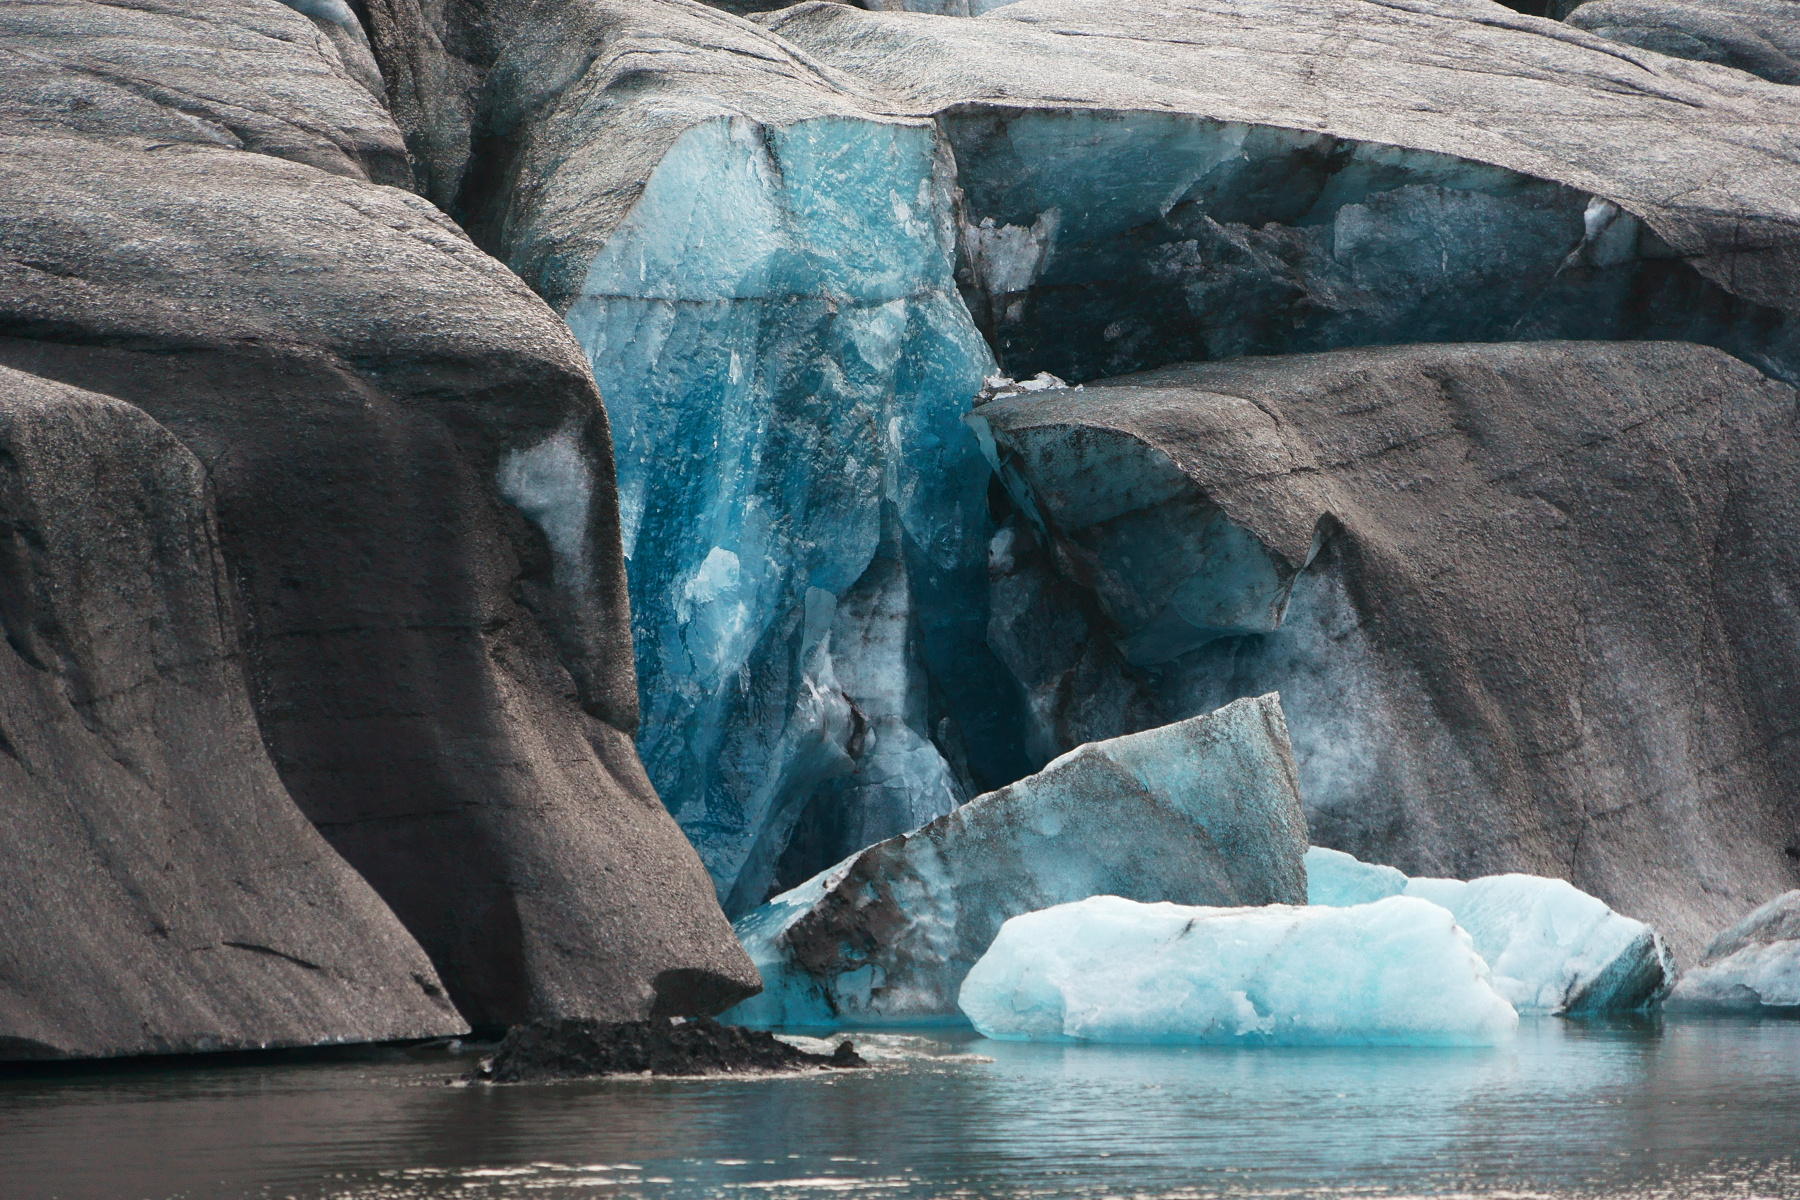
474 1019 865 1083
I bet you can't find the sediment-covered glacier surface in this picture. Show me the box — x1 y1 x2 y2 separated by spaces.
722 695 1308 1026
959 895 1519 1046
348 0 1800 946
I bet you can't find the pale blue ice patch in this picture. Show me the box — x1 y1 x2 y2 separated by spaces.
959 895 1519 1046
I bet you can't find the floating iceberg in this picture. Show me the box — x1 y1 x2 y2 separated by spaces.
721 695 1309 1026
1402 875 1673 1014
1667 891 1800 1013
958 895 1518 1046
1304 848 1672 1012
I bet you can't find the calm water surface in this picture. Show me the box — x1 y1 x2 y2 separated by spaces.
4 1017 1798 1200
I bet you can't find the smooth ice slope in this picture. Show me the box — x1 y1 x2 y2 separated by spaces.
958 895 1518 1046
722 695 1308 1026
1303 845 1673 1012
1402 876 1673 1013
562 115 1013 914
1668 891 1800 1012
1306 846 1407 906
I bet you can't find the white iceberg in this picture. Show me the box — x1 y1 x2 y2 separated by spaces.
1303 847 1673 1012
958 894 1518 1046
722 695 1309 1026
1667 890 1800 1013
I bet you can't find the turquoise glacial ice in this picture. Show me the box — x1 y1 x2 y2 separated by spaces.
561 115 1020 914
959 894 1519 1046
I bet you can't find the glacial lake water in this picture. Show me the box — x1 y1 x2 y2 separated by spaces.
4 1016 1798 1200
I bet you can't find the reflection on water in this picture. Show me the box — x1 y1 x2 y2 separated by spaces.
3 1017 1797 1200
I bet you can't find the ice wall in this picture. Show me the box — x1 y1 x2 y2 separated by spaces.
561 115 1022 914
944 111 1797 385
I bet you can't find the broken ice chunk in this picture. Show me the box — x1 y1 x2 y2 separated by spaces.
1399 875 1673 1014
958 895 1518 1046
1304 847 1673 1013
721 694 1309 1026
1305 845 1407 906
1667 890 1800 1013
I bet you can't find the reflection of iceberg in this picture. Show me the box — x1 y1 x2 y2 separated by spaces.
1668 891 1800 1013
722 696 1308 1027
1306 848 1673 1013
959 895 1518 1046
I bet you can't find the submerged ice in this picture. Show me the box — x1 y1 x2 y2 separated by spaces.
958 894 1518 1046
1306 848 1673 1013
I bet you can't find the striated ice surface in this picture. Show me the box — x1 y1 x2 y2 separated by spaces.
561 115 1023 914
958 894 1518 1046
1305 846 1407 907
1305 848 1672 1013
721 695 1308 1027
1668 890 1800 1012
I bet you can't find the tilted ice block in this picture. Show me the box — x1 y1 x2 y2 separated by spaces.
1400 875 1674 1013
958 895 1518 1046
1305 846 1407 907
721 694 1309 1026
1668 891 1800 1012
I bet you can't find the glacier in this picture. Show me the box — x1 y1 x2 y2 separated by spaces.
390 0 1800 941
958 895 1519 1046
1304 847 1673 1013
720 695 1308 1027
560 115 1024 915
1667 891 1800 1013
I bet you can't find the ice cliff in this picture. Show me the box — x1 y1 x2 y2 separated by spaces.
724 696 1308 1026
